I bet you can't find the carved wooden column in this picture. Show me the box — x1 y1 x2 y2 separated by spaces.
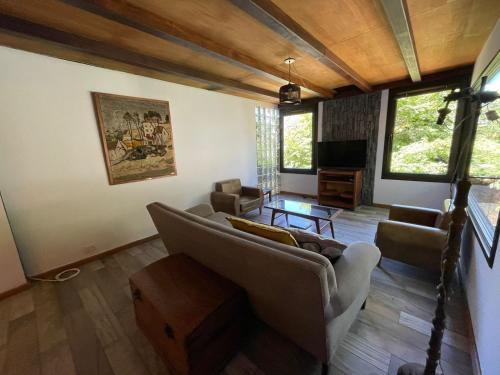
397 179 471 375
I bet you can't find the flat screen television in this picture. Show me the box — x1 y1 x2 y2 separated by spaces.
317 140 367 169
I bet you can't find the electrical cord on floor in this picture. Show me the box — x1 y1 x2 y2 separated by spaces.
28 268 81 282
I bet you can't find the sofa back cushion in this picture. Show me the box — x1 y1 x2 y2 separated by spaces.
216 179 242 195
147 202 335 362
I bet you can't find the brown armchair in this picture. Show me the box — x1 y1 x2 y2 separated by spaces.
210 178 263 216
375 205 450 272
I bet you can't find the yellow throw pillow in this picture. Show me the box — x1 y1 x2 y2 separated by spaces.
226 217 299 247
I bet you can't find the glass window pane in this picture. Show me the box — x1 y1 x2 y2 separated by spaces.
470 102 500 178
470 183 499 241
390 90 457 175
283 112 313 169
470 74 500 178
468 69 500 251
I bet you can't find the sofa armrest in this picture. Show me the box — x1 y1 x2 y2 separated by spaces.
389 204 443 227
210 192 240 216
241 186 263 198
185 203 215 218
331 242 380 315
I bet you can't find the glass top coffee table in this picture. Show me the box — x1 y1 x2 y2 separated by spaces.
264 199 343 237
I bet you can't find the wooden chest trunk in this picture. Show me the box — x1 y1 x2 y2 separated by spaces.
130 253 250 375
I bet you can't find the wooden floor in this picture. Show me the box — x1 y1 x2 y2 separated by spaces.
0 195 473 375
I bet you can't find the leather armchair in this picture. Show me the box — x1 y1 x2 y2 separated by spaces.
375 205 449 272
210 179 263 216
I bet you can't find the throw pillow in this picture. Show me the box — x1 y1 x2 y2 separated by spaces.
285 228 346 263
226 217 299 247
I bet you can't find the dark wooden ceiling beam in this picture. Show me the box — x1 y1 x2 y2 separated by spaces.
60 0 333 98
380 0 421 82
0 13 278 99
231 0 372 92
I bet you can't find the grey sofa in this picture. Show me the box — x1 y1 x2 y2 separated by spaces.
147 202 381 369
375 204 449 272
210 178 263 216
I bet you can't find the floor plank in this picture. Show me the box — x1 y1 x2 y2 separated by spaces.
8 289 34 321
340 332 391 372
3 312 40 375
0 195 473 374
399 311 469 353
34 283 67 353
39 341 77 375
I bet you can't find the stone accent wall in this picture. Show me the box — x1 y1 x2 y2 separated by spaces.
322 92 382 205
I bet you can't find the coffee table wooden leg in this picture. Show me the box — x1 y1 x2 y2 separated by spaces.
271 210 276 226
329 221 335 238
315 219 321 234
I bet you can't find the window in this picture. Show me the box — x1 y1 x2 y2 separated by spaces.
383 85 466 182
468 53 500 268
469 80 500 179
255 106 280 194
280 105 317 174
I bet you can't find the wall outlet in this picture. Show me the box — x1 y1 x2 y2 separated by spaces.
82 245 97 255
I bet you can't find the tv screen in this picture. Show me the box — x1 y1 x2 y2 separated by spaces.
318 140 367 169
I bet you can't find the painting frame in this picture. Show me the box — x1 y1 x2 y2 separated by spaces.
92 92 177 185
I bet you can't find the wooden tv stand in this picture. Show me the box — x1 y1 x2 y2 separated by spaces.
317 169 362 209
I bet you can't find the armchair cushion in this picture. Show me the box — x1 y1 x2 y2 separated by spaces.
389 204 443 227
239 195 261 211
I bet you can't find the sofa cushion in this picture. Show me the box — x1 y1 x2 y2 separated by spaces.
227 216 299 247
285 228 346 251
185 203 215 218
206 212 233 227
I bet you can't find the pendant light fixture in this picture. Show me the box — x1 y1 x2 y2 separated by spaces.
279 57 301 105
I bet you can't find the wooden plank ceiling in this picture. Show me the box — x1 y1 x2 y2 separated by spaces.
0 0 498 103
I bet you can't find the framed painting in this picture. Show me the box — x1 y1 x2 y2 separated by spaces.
92 92 177 185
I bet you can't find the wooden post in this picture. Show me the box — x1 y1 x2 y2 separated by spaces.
397 179 471 375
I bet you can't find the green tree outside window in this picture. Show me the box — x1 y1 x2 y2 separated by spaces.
283 112 313 169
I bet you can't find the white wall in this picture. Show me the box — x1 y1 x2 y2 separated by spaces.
460 223 500 375
460 19 500 375
0 194 26 293
280 174 317 195
373 90 451 209
0 47 259 276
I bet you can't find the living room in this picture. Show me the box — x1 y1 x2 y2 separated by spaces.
0 1 499 375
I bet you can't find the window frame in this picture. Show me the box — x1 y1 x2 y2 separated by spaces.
382 80 469 182
467 50 500 268
468 190 499 268
279 103 318 175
